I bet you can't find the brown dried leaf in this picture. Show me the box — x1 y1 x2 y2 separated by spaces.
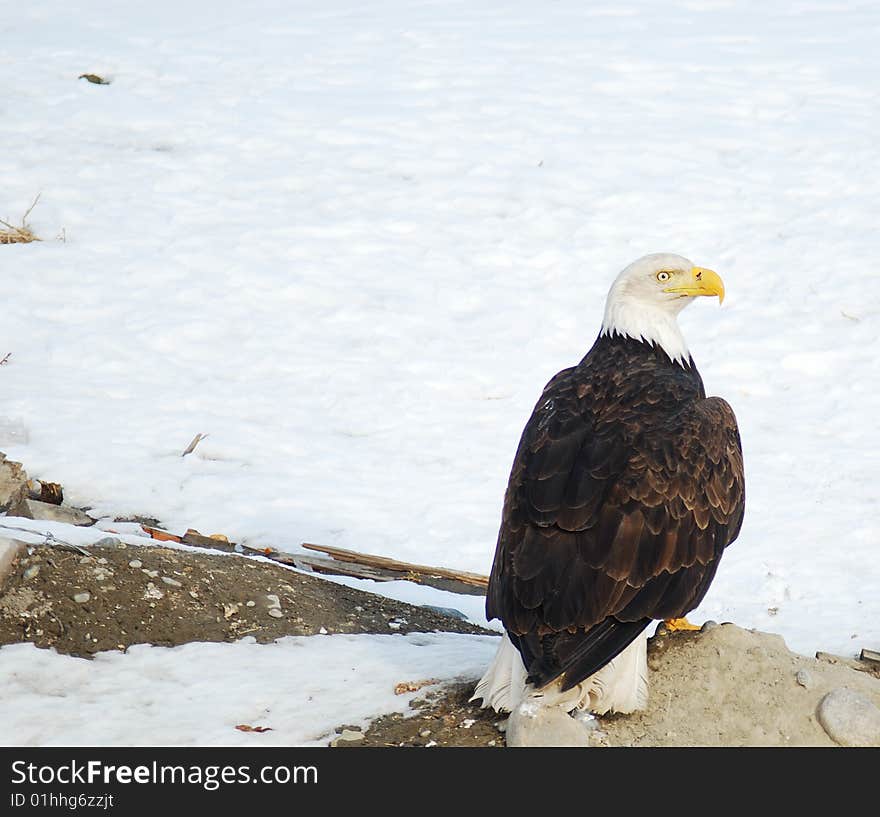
235 724 273 733
394 678 440 695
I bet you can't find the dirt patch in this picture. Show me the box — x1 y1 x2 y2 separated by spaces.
334 682 506 747
0 541 490 658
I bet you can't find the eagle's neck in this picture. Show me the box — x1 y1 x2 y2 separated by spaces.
600 300 690 366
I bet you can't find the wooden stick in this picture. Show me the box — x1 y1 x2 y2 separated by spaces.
140 525 489 596
291 553 488 596
301 542 489 590
181 433 208 457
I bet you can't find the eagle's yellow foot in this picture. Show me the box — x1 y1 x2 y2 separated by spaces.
662 617 701 632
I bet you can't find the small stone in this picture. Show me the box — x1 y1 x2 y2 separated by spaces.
419 729 431 738
795 669 813 689
246 600 255 607
72 592 90 603
161 576 182 587
26 500 96 527
22 565 40 581
700 620 719 633
142 569 159 578
128 559 143 569
330 729 364 747
420 604 468 621
91 537 121 548
817 687 880 747
266 594 281 609
267 608 283 618
388 621 401 630
319 626 328 634
189 590 199 599
143 583 164 601
96 557 108 564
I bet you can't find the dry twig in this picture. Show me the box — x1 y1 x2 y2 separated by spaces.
181 433 208 457
0 194 41 244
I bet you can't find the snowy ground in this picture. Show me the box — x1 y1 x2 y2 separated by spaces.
2 0 878 744
1 632 497 747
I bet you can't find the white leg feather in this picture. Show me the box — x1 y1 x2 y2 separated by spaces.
470 632 527 712
471 630 649 718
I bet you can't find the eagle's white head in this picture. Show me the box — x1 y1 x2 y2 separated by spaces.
600 252 725 366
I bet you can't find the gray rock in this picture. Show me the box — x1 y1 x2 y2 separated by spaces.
72 592 91 604
330 729 364 746
91 537 122 548
817 687 880 747
22 564 40 581
161 576 182 587
23 500 96 527
701 620 719 633
420 604 469 621
267 608 283 618
795 669 813 689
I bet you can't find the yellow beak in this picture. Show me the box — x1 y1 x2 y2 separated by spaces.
664 266 725 304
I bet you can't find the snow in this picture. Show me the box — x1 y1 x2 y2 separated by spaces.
1 0 879 744
0 634 497 747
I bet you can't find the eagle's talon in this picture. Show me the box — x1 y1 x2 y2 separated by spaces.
662 617 701 633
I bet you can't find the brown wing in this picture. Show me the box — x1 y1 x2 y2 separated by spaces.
486 355 745 690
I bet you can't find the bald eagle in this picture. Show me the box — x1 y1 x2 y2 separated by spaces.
473 253 745 744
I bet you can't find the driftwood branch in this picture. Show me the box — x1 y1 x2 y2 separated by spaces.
140 526 489 596
301 542 489 593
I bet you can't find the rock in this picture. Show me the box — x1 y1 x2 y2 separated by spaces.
91 537 121 548
330 729 364 746
817 688 880 747
266 594 281 609
506 700 594 747
143 583 164 601
0 458 30 515
796 669 813 689
701 620 719 633
22 500 96 527
161 576 182 587
420 604 469 621
0 536 29 587
267 608 283 618
128 560 143 569
72 592 91 603
22 564 40 581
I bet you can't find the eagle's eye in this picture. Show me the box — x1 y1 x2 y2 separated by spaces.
656 271 671 282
